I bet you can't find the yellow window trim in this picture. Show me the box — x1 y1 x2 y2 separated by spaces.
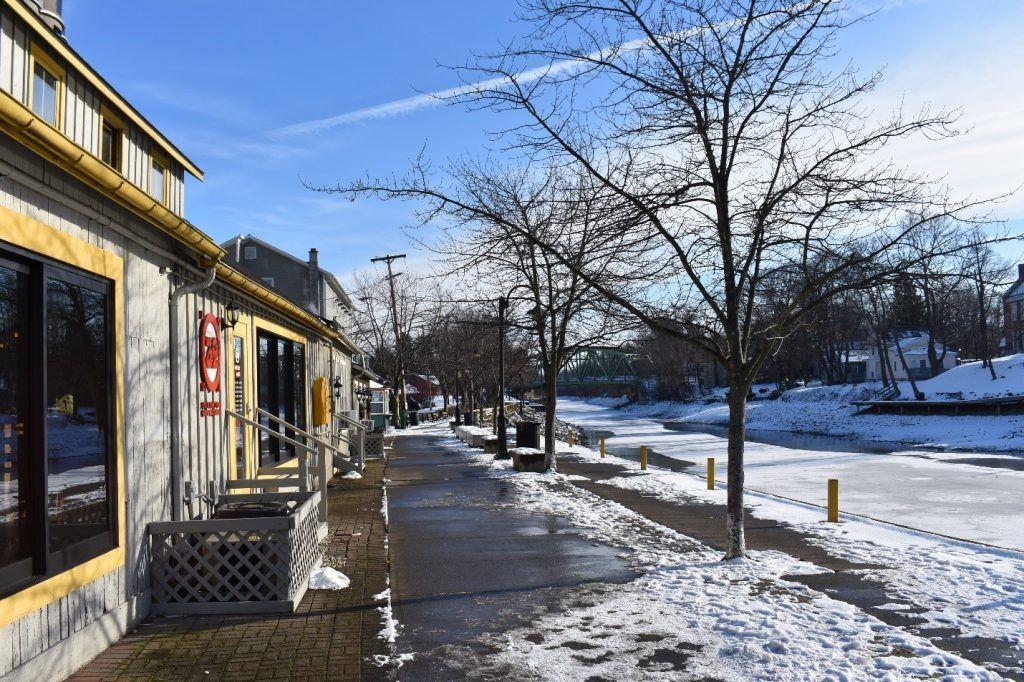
252 316 311 432
98 104 125 176
149 150 170 207
28 42 65 131
254 316 307 345
227 317 255 483
0 202 126 630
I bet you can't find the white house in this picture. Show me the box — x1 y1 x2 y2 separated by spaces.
846 333 957 382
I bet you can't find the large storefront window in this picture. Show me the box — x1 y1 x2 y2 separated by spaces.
256 330 305 466
0 250 116 596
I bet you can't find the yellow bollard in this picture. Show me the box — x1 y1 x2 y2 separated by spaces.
568 431 574 448
599 437 606 458
828 479 839 522
640 445 648 470
707 457 715 490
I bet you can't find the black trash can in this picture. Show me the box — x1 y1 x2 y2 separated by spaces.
409 410 420 426
463 410 475 426
515 420 541 449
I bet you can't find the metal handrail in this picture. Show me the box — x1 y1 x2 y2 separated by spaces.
225 407 315 493
254 406 348 460
334 410 367 433
225 408 316 456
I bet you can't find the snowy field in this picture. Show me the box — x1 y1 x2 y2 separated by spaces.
557 398 1024 549
425 423 1021 680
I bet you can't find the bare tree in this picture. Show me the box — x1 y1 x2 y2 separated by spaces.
351 270 424 425
411 164 631 465
324 0 1011 558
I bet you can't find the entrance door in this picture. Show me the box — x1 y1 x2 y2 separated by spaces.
229 320 254 480
256 329 306 466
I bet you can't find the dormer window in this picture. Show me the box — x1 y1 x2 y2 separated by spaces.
30 46 63 128
150 158 167 205
100 118 122 172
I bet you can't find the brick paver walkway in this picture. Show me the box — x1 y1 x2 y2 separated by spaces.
71 460 391 682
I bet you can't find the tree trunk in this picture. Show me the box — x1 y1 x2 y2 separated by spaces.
544 370 558 470
893 335 924 400
978 285 998 380
874 336 890 388
724 377 749 560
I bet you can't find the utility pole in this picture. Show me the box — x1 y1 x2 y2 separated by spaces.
371 253 407 427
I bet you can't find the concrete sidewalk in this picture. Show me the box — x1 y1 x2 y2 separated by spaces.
70 462 391 682
385 431 640 680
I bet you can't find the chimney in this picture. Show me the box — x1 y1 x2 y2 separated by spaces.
28 0 64 36
307 248 321 316
1018 263 1024 281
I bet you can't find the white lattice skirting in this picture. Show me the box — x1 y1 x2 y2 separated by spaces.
148 491 323 615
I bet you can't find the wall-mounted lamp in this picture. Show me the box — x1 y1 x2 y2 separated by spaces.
333 376 343 399
222 301 240 329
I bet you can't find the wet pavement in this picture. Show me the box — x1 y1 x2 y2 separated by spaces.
386 432 639 680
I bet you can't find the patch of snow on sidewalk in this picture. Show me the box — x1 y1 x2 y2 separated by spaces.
308 567 350 590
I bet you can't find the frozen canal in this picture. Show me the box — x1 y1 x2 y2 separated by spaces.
557 398 1024 550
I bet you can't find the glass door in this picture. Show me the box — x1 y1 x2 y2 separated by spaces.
256 329 306 466
229 320 254 480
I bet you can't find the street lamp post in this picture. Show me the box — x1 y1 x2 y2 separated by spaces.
455 369 462 426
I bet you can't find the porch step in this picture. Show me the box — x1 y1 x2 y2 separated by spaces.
226 477 303 490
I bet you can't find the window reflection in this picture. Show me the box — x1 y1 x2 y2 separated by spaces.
46 278 110 555
0 264 29 575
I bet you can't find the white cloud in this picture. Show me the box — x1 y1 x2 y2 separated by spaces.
267 36 651 138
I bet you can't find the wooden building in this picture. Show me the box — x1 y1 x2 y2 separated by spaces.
0 1 362 677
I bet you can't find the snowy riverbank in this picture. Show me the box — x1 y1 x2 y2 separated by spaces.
592 378 1024 453
557 398 1024 549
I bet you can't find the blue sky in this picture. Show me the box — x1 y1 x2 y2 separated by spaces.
63 1 1024 284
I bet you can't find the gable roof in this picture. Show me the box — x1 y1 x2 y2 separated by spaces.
221 233 353 308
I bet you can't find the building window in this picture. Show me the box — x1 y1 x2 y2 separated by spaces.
0 248 116 597
31 61 60 127
261 277 274 288
244 246 257 260
150 159 166 205
100 119 122 171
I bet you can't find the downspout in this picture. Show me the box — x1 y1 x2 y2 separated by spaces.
168 266 217 520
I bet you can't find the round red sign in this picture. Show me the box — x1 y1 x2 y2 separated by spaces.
199 312 221 393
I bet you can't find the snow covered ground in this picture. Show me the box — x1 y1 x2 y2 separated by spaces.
607 357 1024 452
430 425 1017 680
558 398 1024 549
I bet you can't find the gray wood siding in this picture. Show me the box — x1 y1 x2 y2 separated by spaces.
0 133 174 677
0 7 29 105
63 70 101 154
0 5 188 216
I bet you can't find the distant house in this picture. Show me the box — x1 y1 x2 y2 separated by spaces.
1002 264 1024 353
222 234 356 334
406 373 441 407
844 333 957 381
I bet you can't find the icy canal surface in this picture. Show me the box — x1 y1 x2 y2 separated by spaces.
557 398 1024 550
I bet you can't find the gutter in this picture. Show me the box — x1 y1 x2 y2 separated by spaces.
0 89 223 266
168 267 217 520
